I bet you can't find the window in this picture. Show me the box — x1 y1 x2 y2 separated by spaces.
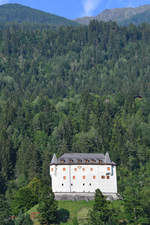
51 168 53 172
107 167 110 171
63 176 66 180
73 176 75 180
69 159 73 163
90 168 93 171
82 168 85 171
85 159 89 163
60 160 65 163
91 159 96 163
101 176 105 179
78 159 82 163
83 176 86 179
74 168 77 171
93 176 96 179
107 176 110 179
63 168 66 171
99 160 103 164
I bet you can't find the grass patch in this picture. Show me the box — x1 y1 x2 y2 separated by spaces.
77 207 89 224
58 200 94 225
27 200 124 225
27 200 94 225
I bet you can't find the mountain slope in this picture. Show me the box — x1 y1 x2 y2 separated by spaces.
120 9 150 26
76 4 150 25
0 3 78 26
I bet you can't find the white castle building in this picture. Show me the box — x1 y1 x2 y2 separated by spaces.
50 152 117 200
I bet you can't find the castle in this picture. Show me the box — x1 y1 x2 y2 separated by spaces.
50 152 117 200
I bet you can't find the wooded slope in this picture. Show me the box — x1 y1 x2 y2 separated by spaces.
0 4 78 26
0 21 150 223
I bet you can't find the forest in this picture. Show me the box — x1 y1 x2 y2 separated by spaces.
1 20 150 224
0 4 78 26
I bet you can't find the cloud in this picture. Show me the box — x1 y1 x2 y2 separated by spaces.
82 0 101 16
0 0 9 5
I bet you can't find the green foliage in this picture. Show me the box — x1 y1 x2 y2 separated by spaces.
72 216 79 225
27 177 42 202
38 189 58 224
11 186 37 215
58 200 94 224
89 189 115 225
0 3 78 27
123 182 150 225
0 195 14 225
14 211 33 225
1 19 150 224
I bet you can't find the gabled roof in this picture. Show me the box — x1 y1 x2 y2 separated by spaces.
50 153 115 165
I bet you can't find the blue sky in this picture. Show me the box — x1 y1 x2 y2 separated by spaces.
0 0 150 19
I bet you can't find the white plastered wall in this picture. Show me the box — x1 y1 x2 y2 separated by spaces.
50 164 117 194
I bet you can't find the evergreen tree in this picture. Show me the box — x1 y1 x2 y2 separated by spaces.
124 184 150 225
11 186 37 215
14 211 33 225
38 187 58 225
0 194 14 225
89 189 114 225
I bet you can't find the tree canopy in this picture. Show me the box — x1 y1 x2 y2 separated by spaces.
0 20 150 223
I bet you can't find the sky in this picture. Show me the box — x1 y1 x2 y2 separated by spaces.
0 0 150 19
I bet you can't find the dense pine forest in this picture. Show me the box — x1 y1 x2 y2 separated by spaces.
1 20 150 224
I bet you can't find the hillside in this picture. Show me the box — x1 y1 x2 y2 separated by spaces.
76 4 150 25
1 20 150 223
28 201 94 224
120 9 150 26
0 3 78 26
28 200 124 225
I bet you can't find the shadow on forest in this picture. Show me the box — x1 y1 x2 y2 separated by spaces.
57 208 70 223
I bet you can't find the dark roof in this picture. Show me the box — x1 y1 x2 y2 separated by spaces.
50 153 115 165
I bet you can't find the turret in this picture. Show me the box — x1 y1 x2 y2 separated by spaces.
51 154 57 165
105 152 111 164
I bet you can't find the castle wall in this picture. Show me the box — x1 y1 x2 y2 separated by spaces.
50 164 117 194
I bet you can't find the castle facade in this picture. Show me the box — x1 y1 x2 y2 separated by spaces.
50 153 117 200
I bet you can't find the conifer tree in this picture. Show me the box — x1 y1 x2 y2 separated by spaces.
38 187 58 224
14 211 33 225
0 195 14 225
89 189 113 225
